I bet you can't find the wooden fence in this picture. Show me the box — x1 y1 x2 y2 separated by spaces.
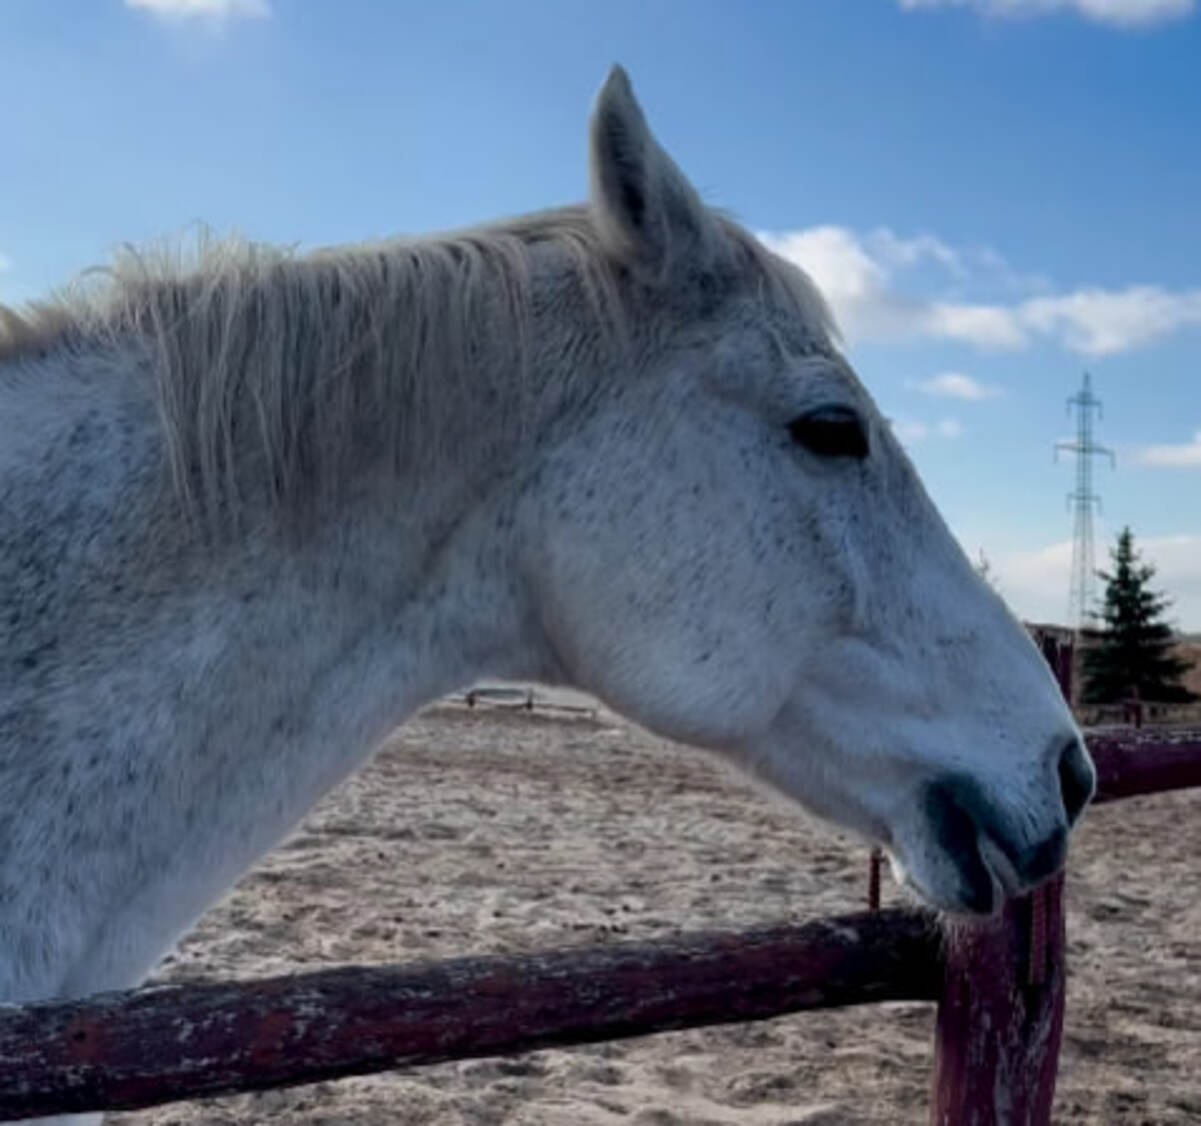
0 730 1198 1123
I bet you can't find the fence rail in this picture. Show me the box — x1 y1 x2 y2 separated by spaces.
1087 728 1201 802
0 732 1197 1124
0 912 938 1121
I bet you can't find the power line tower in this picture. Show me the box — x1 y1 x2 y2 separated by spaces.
1055 372 1114 628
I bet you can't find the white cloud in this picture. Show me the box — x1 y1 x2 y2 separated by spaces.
759 225 1201 356
870 230 1052 296
766 227 884 313
997 539 1074 623
993 534 1201 630
889 416 964 444
924 302 1029 349
125 0 271 22
1143 536 1201 631
913 372 1002 401
867 229 966 275
1021 288 1201 355
891 419 930 444
897 0 1195 30
1138 430 1201 468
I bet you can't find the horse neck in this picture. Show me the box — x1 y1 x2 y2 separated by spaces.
225 250 628 720
5 240 618 746
10 329 554 744
1 333 574 1007
200 453 549 755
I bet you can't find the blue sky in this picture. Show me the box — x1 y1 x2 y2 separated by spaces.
3 0 1199 629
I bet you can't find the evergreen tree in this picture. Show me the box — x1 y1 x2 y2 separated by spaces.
1082 527 1198 704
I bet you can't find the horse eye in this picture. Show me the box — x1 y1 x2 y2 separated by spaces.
788 405 869 459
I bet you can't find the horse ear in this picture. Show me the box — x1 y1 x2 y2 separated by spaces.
588 66 721 280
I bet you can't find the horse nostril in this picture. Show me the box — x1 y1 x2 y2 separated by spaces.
1058 737 1096 826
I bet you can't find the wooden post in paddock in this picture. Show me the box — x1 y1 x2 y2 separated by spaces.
929 632 1075 1125
928 731 1201 1124
930 875 1065 1126
867 847 884 911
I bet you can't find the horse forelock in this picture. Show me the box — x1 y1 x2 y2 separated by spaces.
0 206 834 530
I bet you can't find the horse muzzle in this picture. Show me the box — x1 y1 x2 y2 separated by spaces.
911 737 1095 916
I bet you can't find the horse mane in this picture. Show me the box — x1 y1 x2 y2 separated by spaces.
0 206 834 529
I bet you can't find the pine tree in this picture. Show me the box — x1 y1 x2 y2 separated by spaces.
1082 527 1198 704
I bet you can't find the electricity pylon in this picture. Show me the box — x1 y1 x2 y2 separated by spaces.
1055 372 1114 629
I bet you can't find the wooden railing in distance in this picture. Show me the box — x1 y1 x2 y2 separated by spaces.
1088 729 1201 804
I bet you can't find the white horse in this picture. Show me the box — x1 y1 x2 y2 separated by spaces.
1 68 1092 1124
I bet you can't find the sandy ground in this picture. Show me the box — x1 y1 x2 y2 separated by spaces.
108 702 1201 1126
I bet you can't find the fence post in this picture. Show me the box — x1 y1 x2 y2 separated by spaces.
930 874 1065 1125
928 629 1075 1124
867 847 883 911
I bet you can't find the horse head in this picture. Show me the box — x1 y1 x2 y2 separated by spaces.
521 68 1093 915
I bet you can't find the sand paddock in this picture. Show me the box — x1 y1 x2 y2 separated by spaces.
109 703 1201 1125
